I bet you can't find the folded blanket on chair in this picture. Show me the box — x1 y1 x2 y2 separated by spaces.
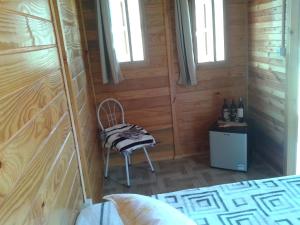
102 124 156 153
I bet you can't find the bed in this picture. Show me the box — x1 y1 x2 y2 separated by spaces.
78 175 300 225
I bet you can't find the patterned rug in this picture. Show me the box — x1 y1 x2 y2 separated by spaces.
154 175 300 225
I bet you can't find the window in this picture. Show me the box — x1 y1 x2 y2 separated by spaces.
194 0 225 63
109 0 144 63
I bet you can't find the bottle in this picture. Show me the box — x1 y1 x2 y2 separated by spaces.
230 99 237 122
222 99 230 122
237 97 244 123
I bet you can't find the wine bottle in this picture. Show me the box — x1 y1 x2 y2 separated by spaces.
237 97 244 123
230 99 237 122
222 99 230 122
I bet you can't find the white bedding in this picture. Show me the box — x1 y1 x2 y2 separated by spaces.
76 201 123 225
155 175 300 225
77 175 300 225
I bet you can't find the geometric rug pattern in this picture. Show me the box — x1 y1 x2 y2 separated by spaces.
154 175 300 225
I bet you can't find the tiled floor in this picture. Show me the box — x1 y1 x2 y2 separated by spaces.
103 154 280 196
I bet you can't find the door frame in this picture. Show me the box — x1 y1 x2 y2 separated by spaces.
285 0 300 175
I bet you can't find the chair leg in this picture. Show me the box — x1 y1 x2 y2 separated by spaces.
104 148 110 178
124 154 131 187
128 154 131 166
143 147 155 172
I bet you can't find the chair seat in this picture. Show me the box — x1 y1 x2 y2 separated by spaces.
102 124 156 153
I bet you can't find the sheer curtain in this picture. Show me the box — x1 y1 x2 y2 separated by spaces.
96 0 123 84
174 0 197 86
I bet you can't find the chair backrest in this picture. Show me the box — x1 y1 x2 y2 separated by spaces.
97 98 125 130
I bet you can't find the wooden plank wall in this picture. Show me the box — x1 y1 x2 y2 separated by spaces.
248 0 286 174
81 0 248 162
55 0 102 202
0 0 84 224
81 0 175 164
170 0 248 156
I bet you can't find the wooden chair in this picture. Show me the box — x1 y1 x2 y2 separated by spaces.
97 98 155 187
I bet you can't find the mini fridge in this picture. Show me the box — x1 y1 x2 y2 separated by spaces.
209 124 248 172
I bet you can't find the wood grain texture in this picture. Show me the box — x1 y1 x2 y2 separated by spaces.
0 116 72 224
24 133 76 225
0 1 85 224
40 159 81 225
0 94 68 198
248 0 286 174
81 0 248 160
0 0 52 20
0 9 55 52
55 0 102 201
0 70 64 145
0 48 60 99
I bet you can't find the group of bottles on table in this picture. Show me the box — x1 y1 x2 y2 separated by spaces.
222 97 244 123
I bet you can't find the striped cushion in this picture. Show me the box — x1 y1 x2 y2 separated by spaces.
102 124 155 153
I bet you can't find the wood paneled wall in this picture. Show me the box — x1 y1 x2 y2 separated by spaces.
170 0 248 156
0 0 102 224
248 0 286 173
0 1 83 224
81 0 248 162
82 0 175 164
54 0 102 202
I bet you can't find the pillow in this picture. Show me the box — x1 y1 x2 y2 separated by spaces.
103 194 197 225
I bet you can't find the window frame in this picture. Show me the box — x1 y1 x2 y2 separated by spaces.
111 0 148 66
191 0 228 68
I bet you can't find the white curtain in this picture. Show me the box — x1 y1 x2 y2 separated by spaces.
174 0 197 86
96 0 123 84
